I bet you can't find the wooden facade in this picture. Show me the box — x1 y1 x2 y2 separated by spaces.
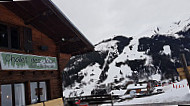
0 0 93 106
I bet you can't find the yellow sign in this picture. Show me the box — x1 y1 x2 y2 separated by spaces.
177 67 190 79
27 98 64 106
44 98 64 106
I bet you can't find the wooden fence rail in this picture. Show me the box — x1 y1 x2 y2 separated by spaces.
65 94 119 106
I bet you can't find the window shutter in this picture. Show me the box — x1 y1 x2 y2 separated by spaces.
23 27 33 53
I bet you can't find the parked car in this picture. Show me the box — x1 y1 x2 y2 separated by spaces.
154 86 164 93
126 80 163 98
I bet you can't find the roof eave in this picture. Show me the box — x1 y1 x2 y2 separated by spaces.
42 0 94 51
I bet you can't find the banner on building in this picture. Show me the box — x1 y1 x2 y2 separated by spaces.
0 52 58 70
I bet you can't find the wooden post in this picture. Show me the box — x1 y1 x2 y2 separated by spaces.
0 83 1 106
25 81 31 105
110 94 113 106
57 53 71 98
180 54 190 89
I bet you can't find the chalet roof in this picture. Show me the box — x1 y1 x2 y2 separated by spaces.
1 0 94 55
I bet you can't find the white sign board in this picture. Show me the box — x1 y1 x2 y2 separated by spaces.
0 52 58 70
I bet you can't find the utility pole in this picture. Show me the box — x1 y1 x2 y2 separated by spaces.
180 54 190 89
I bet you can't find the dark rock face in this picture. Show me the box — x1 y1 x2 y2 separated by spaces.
138 30 190 79
113 36 133 53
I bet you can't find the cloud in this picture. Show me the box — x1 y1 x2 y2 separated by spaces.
52 0 190 44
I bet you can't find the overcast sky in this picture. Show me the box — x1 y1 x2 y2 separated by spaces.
52 0 190 44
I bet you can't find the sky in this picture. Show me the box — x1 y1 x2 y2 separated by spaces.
51 0 190 44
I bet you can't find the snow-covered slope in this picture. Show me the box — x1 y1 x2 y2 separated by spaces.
137 16 190 38
63 16 190 97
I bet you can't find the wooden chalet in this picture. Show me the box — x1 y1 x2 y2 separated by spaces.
0 0 94 106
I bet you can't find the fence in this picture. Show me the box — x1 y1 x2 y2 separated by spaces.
66 94 119 106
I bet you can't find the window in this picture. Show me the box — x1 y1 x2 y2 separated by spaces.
0 23 20 49
30 81 47 104
14 84 25 106
39 82 47 102
30 82 38 104
11 27 20 49
23 27 33 52
1 84 13 106
1 83 25 106
0 24 8 47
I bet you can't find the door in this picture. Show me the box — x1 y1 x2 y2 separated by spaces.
30 81 47 104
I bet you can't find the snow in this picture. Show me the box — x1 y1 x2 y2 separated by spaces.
149 74 161 81
101 80 190 106
103 59 131 84
95 40 118 51
110 90 126 96
101 33 154 85
103 33 153 84
114 80 190 105
135 16 190 39
64 63 102 97
162 45 171 55
127 83 147 90
116 36 151 63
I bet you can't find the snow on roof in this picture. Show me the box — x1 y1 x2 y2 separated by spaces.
110 90 127 96
127 83 147 90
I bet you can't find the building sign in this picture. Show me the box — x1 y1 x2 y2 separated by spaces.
0 52 58 70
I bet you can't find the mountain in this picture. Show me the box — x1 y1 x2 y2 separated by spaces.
63 17 190 97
